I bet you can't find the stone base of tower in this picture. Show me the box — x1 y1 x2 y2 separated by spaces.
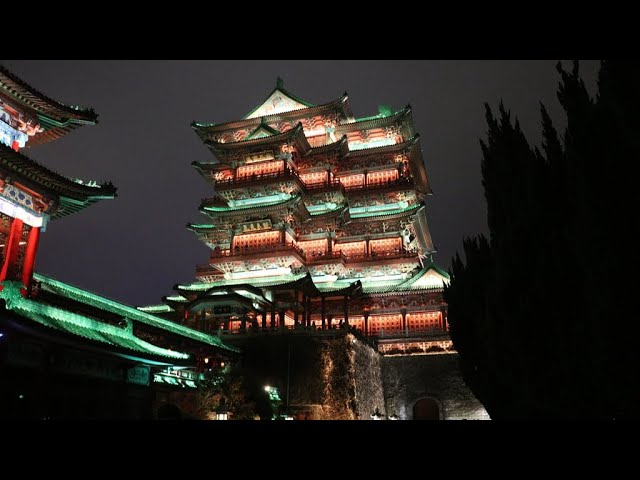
381 352 489 420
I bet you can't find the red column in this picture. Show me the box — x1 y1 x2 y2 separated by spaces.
21 225 40 294
0 218 24 282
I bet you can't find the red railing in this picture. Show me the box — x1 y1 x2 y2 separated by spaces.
305 251 346 263
304 180 344 193
343 177 413 192
343 250 418 262
209 242 305 259
211 169 303 192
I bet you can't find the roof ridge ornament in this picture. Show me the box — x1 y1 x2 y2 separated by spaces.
277 77 284 89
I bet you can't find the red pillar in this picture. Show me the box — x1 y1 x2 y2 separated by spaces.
0 218 24 283
21 225 40 295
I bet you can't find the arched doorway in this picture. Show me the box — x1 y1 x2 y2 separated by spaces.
413 398 441 420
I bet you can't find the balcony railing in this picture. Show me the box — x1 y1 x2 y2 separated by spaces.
304 180 344 194
305 251 346 264
212 169 304 192
343 176 413 193
209 242 305 260
342 250 418 262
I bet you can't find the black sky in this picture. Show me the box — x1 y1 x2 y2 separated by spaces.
2 60 599 306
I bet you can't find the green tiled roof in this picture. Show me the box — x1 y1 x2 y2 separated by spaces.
33 273 238 353
177 273 307 292
137 304 174 313
0 281 189 361
349 203 420 219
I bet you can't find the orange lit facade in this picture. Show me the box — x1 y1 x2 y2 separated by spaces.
147 79 450 341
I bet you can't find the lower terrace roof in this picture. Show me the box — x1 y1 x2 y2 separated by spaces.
0 280 190 364
33 273 238 353
178 262 448 298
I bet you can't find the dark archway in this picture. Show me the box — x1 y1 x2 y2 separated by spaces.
413 397 440 420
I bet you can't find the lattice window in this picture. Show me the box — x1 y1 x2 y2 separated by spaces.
233 231 280 250
339 174 365 188
370 314 403 334
370 237 402 255
300 171 327 186
347 316 364 331
407 312 441 331
298 238 328 256
335 241 366 258
367 169 398 186
237 160 283 178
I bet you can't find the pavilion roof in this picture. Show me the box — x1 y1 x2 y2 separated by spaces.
361 262 450 295
243 79 316 119
204 123 311 156
201 195 307 219
336 105 413 133
0 280 191 364
175 273 361 299
305 135 349 156
32 273 238 353
348 202 421 221
246 119 281 140
192 85 353 141
0 143 116 219
0 65 98 146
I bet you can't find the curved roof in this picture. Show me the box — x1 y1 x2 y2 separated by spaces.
336 105 413 133
0 143 116 219
33 273 238 353
0 65 98 146
0 280 190 364
192 85 353 140
244 80 315 119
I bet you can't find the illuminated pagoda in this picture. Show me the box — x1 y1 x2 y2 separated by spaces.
150 79 450 351
0 66 235 418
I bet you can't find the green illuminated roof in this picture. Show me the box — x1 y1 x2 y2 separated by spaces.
353 105 395 122
350 203 420 219
202 195 298 214
246 119 280 139
33 273 238 353
0 281 189 362
137 304 175 313
165 295 189 303
176 273 308 293
361 263 450 295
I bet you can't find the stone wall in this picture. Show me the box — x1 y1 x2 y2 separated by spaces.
230 333 385 419
381 353 489 420
230 334 487 420
352 336 386 420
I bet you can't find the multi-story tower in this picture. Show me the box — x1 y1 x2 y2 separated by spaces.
153 80 450 345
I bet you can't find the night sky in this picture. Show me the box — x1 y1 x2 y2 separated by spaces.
3 60 599 306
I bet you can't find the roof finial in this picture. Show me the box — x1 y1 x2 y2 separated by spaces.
276 77 284 89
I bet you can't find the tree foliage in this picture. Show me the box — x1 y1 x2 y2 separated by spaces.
445 61 638 418
195 366 275 420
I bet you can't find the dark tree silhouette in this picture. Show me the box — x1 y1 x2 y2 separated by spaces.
445 61 638 418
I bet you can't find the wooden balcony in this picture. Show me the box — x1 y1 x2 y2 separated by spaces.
343 250 419 264
303 179 345 195
212 169 305 193
208 242 306 263
343 176 414 194
305 250 346 265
